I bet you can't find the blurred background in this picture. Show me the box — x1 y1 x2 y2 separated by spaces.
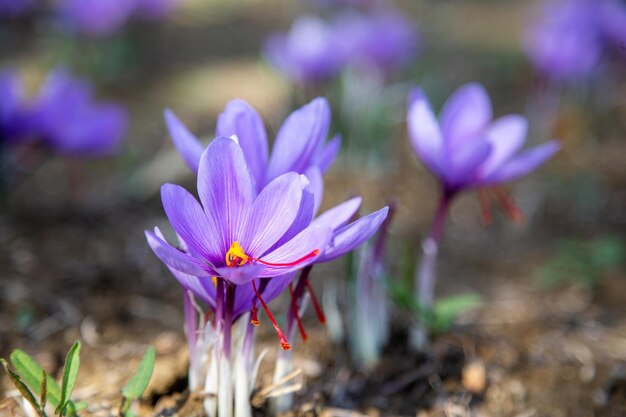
0 0 625 416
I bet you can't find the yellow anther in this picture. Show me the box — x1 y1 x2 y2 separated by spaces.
212 276 218 287
225 241 250 267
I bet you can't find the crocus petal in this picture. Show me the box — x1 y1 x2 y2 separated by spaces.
164 109 204 174
273 184 315 250
304 166 324 215
197 136 255 254
479 115 528 178
317 206 389 263
242 172 304 256
312 196 362 231
216 99 269 190
258 225 332 276
407 93 445 176
447 140 492 189
484 140 560 184
214 264 264 285
439 83 492 149
315 134 341 173
266 97 330 179
145 229 210 276
161 183 223 263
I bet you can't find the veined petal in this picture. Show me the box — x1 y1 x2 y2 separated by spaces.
267 97 330 179
161 183 222 263
484 140 560 184
407 93 445 177
164 109 204 174
243 172 304 256
440 83 492 149
480 115 528 178
315 134 341 173
258 225 332 276
216 99 269 190
304 166 324 215
214 264 264 285
272 184 315 250
312 196 362 231
145 229 210 276
317 206 389 263
197 137 255 254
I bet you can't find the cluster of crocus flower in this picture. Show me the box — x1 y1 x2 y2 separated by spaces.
147 98 388 417
407 82 560 348
0 69 127 157
264 10 417 85
524 0 626 83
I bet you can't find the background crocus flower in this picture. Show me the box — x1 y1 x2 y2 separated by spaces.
0 0 33 17
32 70 127 156
133 0 181 20
336 11 418 76
524 0 626 82
407 83 559 349
0 70 31 145
55 0 135 38
264 16 347 85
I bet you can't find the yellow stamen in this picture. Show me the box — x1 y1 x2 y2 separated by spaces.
212 276 218 287
225 241 250 267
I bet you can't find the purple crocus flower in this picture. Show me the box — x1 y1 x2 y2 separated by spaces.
336 11 418 76
146 136 333 347
0 70 31 145
264 16 347 85
524 0 626 82
0 0 33 17
32 70 127 156
55 0 135 37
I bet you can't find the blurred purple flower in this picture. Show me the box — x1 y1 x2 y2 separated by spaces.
264 16 347 85
32 70 127 156
0 0 33 17
56 0 135 37
0 70 31 145
336 11 418 75
524 0 626 82
407 83 560 196
133 0 180 20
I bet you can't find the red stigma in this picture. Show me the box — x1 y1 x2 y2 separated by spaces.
250 304 260 326
289 283 308 342
252 249 320 268
305 279 326 324
252 280 291 350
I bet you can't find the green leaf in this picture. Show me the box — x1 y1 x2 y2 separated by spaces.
1 358 45 417
432 293 483 332
10 350 63 408
40 369 48 409
55 342 81 416
121 346 156 400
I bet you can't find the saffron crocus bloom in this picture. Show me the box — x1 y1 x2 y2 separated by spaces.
336 11 418 76
55 0 135 37
0 70 31 145
264 16 347 85
524 0 626 82
407 83 559 349
32 70 127 156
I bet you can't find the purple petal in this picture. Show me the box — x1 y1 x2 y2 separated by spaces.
145 229 210 276
484 140 560 184
165 109 204 174
214 264 264 285
439 83 492 149
317 206 389 263
197 137 255 255
266 97 330 179
315 134 341 173
257 225 332 276
242 172 304 256
304 166 324 215
161 183 222 263
447 140 492 188
407 93 445 176
312 196 362 231
216 99 269 191
479 115 528 178
273 184 315 249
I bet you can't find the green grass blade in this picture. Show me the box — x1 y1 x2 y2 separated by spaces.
10 350 63 408
1 359 45 417
121 346 156 400
55 342 81 415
